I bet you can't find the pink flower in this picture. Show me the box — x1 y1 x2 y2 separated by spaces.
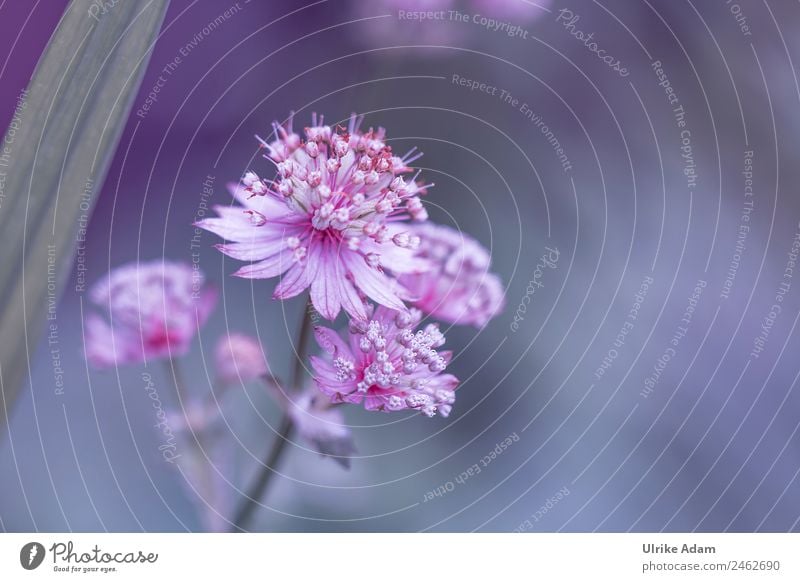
195 113 432 321
353 0 551 55
353 0 460 52
470 0 553 20
311 306 458 417
400 223 505 327
85 260 217 368
215 333 267 384
288 390 356 469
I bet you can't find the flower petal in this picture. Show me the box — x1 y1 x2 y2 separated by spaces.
337 274 369 321
229 182 301 220
344 253 408 312
215 237 287 261
310 243 342 320
233 250 294 279
314 326 351 358
273 261 311 299
194 211 254 241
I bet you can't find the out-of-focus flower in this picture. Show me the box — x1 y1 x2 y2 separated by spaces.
353 0 551 55
354 0 459 52
85 260 217 368
470 0 553 20
215 333 268 384
195 112 432 321
311 306 458 417
288 390 356 469
401 223 504 327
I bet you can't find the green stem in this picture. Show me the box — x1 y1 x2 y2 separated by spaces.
230 300 314 531
292 302 314 388
164 358 217 530
164 358 188 404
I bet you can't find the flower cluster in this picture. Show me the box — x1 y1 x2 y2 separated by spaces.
312 306 458 417
401 222 505 327
85 260 217 368
215 332 268 385
80 112 508 531
196 112 506 418
196 112 432 321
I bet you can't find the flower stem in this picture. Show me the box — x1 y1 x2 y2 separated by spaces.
164 358 188 404
164 358 219 531
230 300 314 531
292 302 314 387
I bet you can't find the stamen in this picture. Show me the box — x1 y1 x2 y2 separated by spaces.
244 210 267 226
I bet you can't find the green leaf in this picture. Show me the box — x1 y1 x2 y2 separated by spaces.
0 0 170 430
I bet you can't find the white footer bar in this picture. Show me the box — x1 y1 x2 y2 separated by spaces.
1 533 797 580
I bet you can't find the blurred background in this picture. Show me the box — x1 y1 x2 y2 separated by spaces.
1 0 800 532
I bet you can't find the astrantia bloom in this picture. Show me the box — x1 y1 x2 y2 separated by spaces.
289 390 356 469
401 223 505 327
311 306 458 417
85 260 217 368
195 113 432 321
215 333 267 384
